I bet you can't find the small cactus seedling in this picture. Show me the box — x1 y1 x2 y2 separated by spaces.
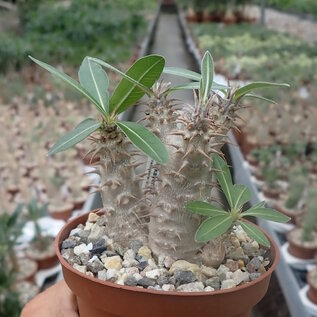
186 155 290 247
301 188 317 242
30 51 289 260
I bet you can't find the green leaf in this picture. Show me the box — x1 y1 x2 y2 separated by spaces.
242 206 290 223
169 81 230 92
234 82 290 100
232 184 251 210
79 57 109 113
109 55 165 114
200 51 214 103
244 93 277 104
88 57 154 100
163 67 201 81
213 154 234 208
186 201 227 217
29 56 107 116
49 118 101 156
238 220 270 247
116 121 168 164
195 215 233 242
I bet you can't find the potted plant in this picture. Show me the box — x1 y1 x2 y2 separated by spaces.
307 266 317 305
287 188 317 259
25 198 59 269
275 171 306 223
30 51 289 317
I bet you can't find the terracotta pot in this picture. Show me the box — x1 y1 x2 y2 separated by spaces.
35 253 59 270
307 270 317 304
16 258 38 283
262 187 281 200
49 203 74 222
55 211 280 317
286 229 317 259
274 204 304 225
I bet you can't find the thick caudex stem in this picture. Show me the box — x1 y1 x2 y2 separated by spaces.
93 126 148 245
147 87 241 260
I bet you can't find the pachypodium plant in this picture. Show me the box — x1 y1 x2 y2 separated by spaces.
186 155 290 247
30 50 289 260
301 188 317 242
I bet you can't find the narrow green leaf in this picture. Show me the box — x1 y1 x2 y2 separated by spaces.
88 57 154 99
195 215 233 243
109 55 165 114
29 56 107 116
200 51 214 103
49 118 101 156
186 201 227 217
242 207 290 223
79 57 109 113
238 221 270 247
234 82 290 100
169 81 230 92
244 93 277 104
163 67 201 81
116 121 168 164
232 184 251 210
213 155 234 208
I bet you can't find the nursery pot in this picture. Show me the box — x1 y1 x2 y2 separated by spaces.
307 270 317 305
286 228 317 259
56 210 280 317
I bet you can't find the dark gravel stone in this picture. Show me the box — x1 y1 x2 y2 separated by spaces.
124 276 138 286
205 277 220 290
113 243 126 256
87 257 104 274
90 239 107 256
62 238 77 249
169 276 176 285
136 255 148 270
129 240 143 253
137 277 156 288
174 270 197 285
157 275 170 286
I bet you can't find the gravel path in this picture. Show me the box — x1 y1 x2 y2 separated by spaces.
247 5 317 44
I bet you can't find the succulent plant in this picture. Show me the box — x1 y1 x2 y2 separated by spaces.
30 51 289 260
301 188 317 242
285 172 307 210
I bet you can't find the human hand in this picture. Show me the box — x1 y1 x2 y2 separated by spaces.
21 280 79 317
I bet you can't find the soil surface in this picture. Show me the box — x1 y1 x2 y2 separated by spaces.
247 5 317 44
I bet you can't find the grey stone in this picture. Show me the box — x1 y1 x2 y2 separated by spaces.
103 250 117 257
177 282 204 292
157 275 170 287
97 270 107 281
241 242 259 257
123 249 136 262
246 257 262 273
129 240 143 253
226 246 245 261
61 249 81 265
79 253 90 266
136 256 148 270
225 259 239 272
73 263 87 274
114 243 126 257
162 284 175 291
106 269 118 282
77 230 90 244
221 279 236 290
163 256 174 269
137 277 156 288
216 265 230 282
62 238 77 249
205 276 220 290
96 215 107 226
249 273 261 281
174 270 197 285
87 256 104 274
88 224 107 243
125 276 138 286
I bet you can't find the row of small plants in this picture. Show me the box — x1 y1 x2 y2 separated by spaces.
0 0 156 73
0 199 62 316
187 18 317 310
0 98 96 220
